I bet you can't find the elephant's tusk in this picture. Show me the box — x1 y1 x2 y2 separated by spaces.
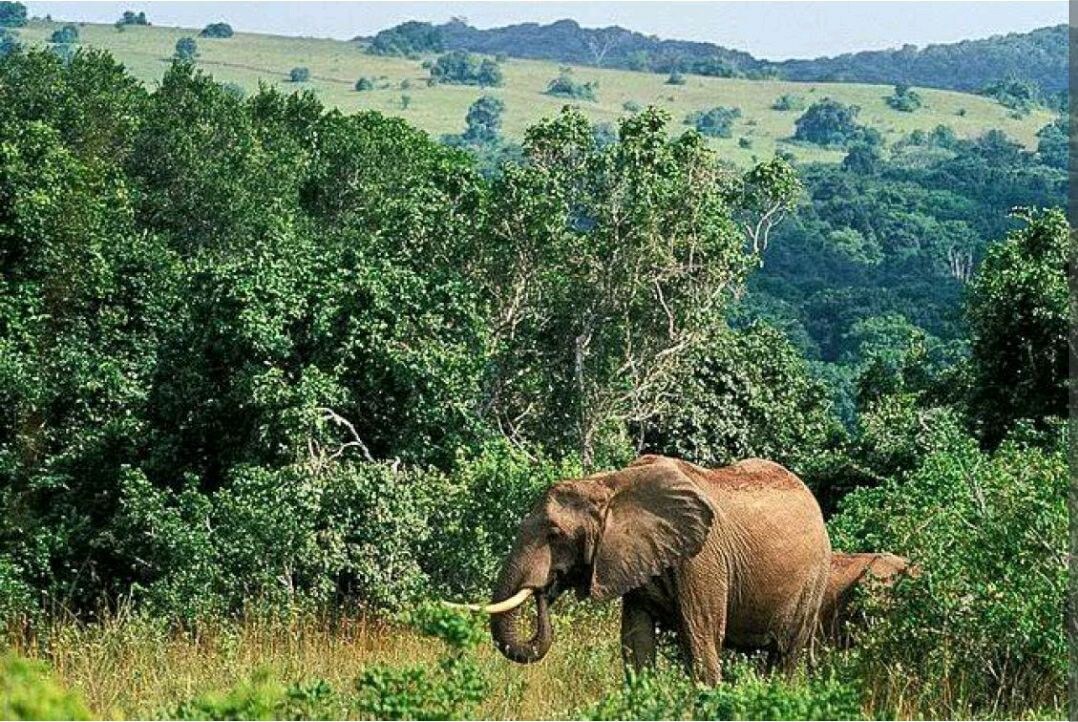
442 588 533 614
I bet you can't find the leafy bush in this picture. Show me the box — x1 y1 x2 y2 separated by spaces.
982 77 1040 113
0 655 91 720
174 37 197 60
353 605 488 720
793 98 871 146
545 72 597 101
622 99 642 112
586 663 866 720
460 94 505 145
772 93 806 111
368 21 443 57
0 1 26 27
115 10 148 26
665 69 685 85
429 50 502 86
49 25 78 44
886 83 922 112
830 430 1067 713
683 105 741 138
354 75 374 91
289 66 310 82
199 22 233 39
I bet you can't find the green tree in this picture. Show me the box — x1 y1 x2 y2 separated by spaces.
964 208 1068 445
174 37 197 60
461 95 504 145
49 25 78 44
0 1 26 27
683 106 741 138
199 22 233 39
793 98 865 146
289 66 310 82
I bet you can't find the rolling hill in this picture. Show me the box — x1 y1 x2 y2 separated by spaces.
13 18 1055 167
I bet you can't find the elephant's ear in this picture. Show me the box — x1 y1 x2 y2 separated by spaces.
590 464 714 602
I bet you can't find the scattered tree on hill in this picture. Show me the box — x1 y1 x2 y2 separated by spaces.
173 37 197 61
842 141 884 174
49 25 78 44
289 66 310 83
545 71 597 101
665 69 685 85
0 28 18 57
982 77 1040 114
622 100 642 113
793 98 872 147
199 22 233 38
886 83 923 112
354 76 374 91
429 50 502 87
684 106 741 138
771 94 806 111
368 20 443 56
115 10 149 26
0 1 26 27
461 95 504 145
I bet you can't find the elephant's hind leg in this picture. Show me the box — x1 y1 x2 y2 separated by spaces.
620 596 657 676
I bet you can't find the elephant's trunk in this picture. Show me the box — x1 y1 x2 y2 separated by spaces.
490 548 554 664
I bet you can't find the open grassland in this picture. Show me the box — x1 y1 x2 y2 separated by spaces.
18 19 1053 166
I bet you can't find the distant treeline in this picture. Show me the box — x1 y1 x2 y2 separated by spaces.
361 19 1067 96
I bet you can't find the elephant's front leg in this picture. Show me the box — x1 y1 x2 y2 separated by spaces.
620 595 656 675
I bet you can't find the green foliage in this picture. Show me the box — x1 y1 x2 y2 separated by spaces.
354 605 488 720
49 25 79 45
644 323 844 475
170 670 344 720
771 93 806 111
546 71 598 101
0 654 91 720
461 94 504 145
1035 115 1067 169
199 22 234 39
0 1 26 28
622 99 642 113
885 83 922 112
830 431 1067 713
793 98 874 147
115 10 149 27
354 75 374 91
0 27 18 57
665 69 685 85
368 21 443 57
289 66 309 82
683 105 741 138
174 36 197 60
429 50 502 87
982 77 1041 113
964 208 1067 445
586 663 866 720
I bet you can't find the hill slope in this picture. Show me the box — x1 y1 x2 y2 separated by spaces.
14 19 1053 166
369 18 1066 95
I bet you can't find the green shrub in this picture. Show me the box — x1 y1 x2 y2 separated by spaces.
289 66 310 82
354 76 374 91
0 654 91 720
696 668 864 720
886 84 923 112
546 72 598 101
174 36 197 60
622 100 642 113
354 604 488 720
830 430 1067 713
665 70 686 85
683 106 741 137
428 51 502 87
170 671 344 720
49 25 78 44
772 93 806 111
199 22 233 39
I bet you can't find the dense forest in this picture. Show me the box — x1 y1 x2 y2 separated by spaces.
0 37 1068 721
364 18 1067 97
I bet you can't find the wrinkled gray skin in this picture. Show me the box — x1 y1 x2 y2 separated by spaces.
490 454 831 684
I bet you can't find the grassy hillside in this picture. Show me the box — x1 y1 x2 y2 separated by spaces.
18 19 1052 166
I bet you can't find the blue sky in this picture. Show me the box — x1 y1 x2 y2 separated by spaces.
25 1 1067 60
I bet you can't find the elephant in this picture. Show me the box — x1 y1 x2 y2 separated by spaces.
465 454 831 685
818 552 915 647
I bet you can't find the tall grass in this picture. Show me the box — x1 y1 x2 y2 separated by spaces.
3 604 1064 720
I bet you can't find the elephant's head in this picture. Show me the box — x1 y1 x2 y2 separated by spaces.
484 460 715 664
